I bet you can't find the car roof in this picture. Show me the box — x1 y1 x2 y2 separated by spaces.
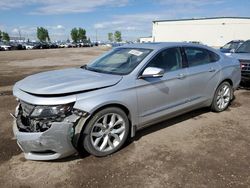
229 40 244 43
119 42 210 51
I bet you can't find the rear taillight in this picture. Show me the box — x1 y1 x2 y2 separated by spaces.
240 63 245 69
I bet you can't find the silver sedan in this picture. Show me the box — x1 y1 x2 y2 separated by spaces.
12 42 241 160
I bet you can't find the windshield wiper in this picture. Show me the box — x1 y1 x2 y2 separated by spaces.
81 64 124 75
83 65 107 74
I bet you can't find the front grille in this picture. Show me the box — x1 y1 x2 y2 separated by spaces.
17 114 54 132
239 59 250 72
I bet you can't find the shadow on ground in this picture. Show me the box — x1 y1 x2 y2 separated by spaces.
51 107 211 162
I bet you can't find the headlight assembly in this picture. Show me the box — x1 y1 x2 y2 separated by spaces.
30 103 74 118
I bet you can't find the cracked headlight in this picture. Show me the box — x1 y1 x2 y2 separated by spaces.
30 103 74 118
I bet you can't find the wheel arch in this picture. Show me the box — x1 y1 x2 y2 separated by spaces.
90 103 131 119
214 78 233 94
75 102 134 146
221 78 233 86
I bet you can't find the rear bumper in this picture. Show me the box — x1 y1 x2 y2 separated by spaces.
13 120 77 160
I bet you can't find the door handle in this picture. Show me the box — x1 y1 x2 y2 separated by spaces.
177 73 186 79
209 67 216 72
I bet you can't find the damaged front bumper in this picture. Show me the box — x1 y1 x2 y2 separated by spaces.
12 103 87 161
13 120 77 160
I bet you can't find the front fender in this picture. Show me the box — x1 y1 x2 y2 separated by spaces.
74 88 138 129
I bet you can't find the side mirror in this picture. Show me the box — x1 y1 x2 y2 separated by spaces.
140 67 164 78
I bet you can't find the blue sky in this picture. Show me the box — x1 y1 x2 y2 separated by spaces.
0 0 250 41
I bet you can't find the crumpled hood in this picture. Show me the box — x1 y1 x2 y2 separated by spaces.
230 53 250 60
15 68 122 95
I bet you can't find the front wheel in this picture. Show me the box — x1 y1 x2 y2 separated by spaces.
79 107 129 157
211 81 232 112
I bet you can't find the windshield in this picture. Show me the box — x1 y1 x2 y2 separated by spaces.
236 41 250 53
85 48 152 75
222 42 241 50
222 43 231 49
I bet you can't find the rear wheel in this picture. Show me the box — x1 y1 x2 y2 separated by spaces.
80 107 129 157
211 81 232 112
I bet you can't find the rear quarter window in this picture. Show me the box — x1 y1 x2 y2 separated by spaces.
208 51 220 62
184 47 220 67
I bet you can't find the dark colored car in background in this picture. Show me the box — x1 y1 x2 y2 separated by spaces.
48 42 59 49
231 40 250 82
9 42 26 50
32 42 50 49
220 40 244 53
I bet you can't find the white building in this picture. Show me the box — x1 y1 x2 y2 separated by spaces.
139 36 153 43
152 17 250 47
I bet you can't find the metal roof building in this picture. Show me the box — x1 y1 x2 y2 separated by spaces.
152 17 250 47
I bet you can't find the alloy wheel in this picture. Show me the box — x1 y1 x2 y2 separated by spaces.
216 84 231 110
90 113 126 152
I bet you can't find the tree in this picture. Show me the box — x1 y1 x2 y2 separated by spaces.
114 31 122 42
108 32 113 42
78 28 86 42
46 29 50 42
71 28 79 43
2 32 10 41
0 30 2 41
71 27 87 42
37 27 50 42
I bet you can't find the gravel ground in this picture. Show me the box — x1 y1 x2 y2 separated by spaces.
0 47 249 188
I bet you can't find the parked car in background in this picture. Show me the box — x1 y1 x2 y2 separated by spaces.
69 43 77 48
9 42 26 50
66 42 78 48
12 42 241 160
58 43 69 48
231 40 250 82
189 41 203 45
220 40 244 54
31 42 50 49
32 42 41 49
48 42 58 49
23 43 35 50
0 42 11 50
41 42 50 49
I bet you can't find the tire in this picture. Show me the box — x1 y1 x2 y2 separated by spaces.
211 81 232 112
79 107 130 157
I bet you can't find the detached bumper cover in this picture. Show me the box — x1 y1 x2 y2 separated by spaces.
13 120 77 160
